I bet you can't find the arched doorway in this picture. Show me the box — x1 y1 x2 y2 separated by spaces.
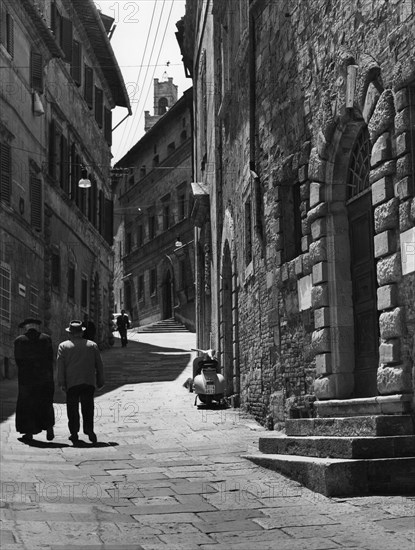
221 241 234 396
161 270 173 319
346 128 379 396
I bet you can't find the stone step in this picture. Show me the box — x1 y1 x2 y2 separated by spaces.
243 454 415 497
259 434 415 459
315 394 411 417
286 415 414 437
137 319 189 333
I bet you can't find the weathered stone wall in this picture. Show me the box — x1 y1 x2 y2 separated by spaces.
213 0 415 425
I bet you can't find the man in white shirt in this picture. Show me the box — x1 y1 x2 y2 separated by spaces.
57 320 105 444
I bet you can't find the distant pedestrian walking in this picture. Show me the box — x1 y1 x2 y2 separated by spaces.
117 309 130 347
82 313 96 341
14 318 55 442
57 320 105 445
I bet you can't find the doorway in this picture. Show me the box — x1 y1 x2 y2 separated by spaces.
221 241 234 396
162 270 173 319
346 129 379 397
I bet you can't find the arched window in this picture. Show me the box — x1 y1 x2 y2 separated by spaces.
158 97 168 115
347 128 371 200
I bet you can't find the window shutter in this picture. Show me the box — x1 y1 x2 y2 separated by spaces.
48 120 56 178
71 40 82 85
61 17 72 62
30 175 42 231
89 177 97 227
0 142 11 204
104 197 113 245
104 107 112 145
95 87 103 127
51 2 61 44
0 262 11 324
51 253 61 289
6 13 13 57
98 189 104 233
30 51 43 92
70 142 76 200
0 4 6 46
60 135 69 193
75 153 81 206
84 66 93 108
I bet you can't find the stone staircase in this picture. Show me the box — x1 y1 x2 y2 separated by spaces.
136 318 190 333
243 413 415 497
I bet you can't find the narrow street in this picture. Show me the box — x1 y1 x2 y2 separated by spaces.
1 329 414 550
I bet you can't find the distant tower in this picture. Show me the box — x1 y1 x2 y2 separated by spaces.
145 76 178 132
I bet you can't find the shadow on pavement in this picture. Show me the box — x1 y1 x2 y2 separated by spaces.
1 338 191 422
17 438 71 449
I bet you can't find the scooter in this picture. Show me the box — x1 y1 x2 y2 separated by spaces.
191 348 225 407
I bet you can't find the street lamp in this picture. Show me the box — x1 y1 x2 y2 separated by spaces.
78 167 91 188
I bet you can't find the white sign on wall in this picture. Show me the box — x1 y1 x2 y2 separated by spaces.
400 227 415 276
298 274 312 311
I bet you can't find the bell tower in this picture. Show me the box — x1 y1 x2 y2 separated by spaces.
144 75 178 131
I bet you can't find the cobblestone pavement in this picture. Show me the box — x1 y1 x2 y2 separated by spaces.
1 330 414 550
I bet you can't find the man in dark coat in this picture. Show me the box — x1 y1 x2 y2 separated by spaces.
116 309 130 347
14 318 55 442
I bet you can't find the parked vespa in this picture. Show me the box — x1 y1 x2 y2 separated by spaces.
191 348 225 407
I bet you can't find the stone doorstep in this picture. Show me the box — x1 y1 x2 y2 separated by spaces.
314 394 412 417
285 415 414 437
258 434 415 459
242 454 415 497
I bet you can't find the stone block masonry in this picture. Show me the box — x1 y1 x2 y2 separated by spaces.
205 0 415 426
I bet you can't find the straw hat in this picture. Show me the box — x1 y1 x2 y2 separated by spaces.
65 320 86 334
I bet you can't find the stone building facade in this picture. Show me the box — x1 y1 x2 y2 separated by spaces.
0 0 130 377
179 0 415 425
114 84 195 330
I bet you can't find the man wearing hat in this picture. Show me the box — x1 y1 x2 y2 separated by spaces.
14 318 55 442
57 320 105 444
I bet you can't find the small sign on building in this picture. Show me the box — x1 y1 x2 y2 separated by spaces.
400 227 415 276
298 274 312 311
18 284 26 297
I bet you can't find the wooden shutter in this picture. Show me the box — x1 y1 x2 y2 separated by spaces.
60 135 69 192
61 17 72 62
84 66 93 108
30 51 43 92
30 175 42 231
51 2 61 44
71 40 82 85
89 177 97 227
6 13 13 56
70 143 79 201
75 153 81 206
104 197 113 245
104 107 112 145
48 120 56 178
98 189 104 233
95 87 103 127
0 142 11 204
0 4 6 46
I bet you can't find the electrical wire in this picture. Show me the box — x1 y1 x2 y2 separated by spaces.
117 0 176 159
127 1 176 149
118 0 169 155
115 0 159 157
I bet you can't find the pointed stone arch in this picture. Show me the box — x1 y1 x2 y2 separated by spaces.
311 54 404 401
219 208 240 402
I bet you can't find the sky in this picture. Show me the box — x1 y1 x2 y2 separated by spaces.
95 0 190 164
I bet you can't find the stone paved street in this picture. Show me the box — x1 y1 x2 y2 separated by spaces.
1 330 414 550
